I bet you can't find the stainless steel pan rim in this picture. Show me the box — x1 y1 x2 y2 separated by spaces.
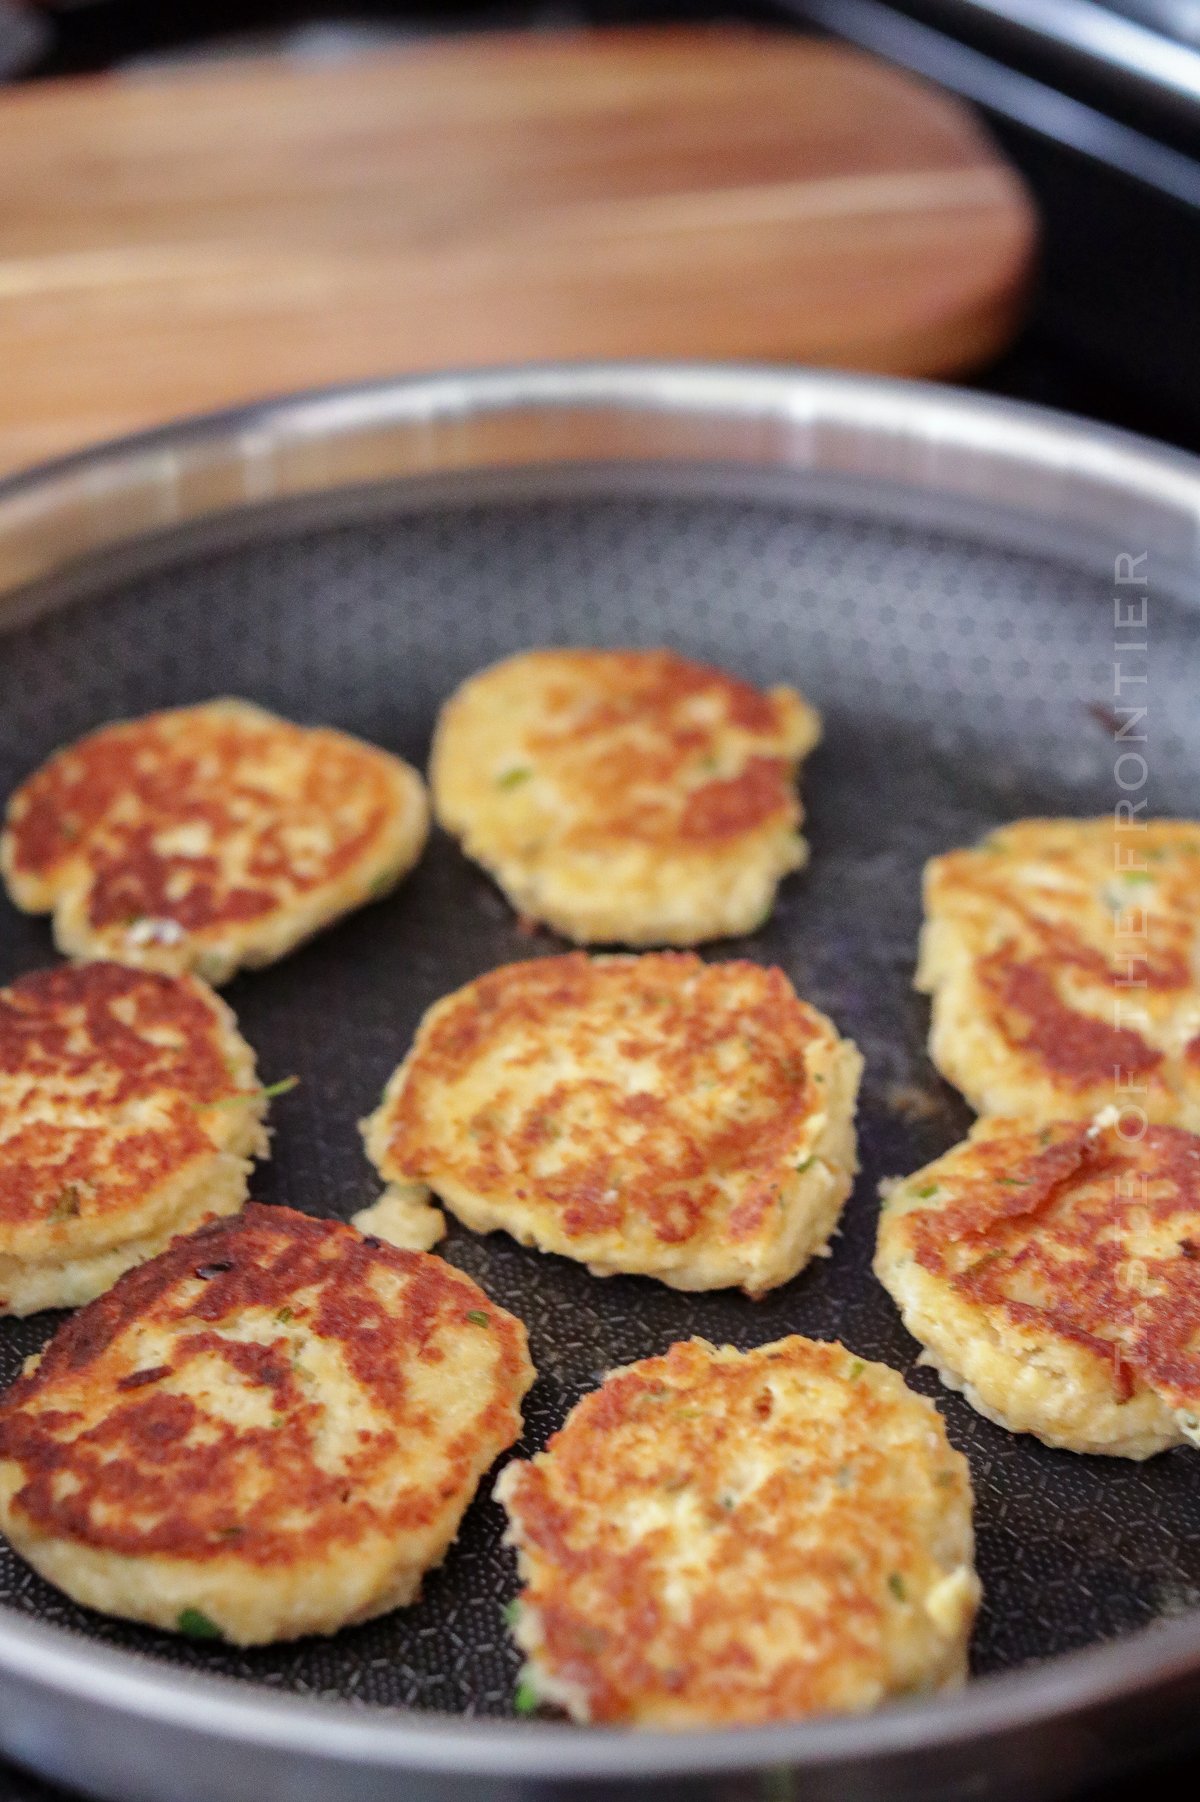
1 360 1199 604
0 361 1197 1793
2 1603 1200 1781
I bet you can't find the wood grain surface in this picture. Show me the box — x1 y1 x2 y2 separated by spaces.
0 27 1036 477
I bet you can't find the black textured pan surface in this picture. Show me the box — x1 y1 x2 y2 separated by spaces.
0 467 1196 1718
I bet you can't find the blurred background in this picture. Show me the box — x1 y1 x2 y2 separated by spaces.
0 0 1196 469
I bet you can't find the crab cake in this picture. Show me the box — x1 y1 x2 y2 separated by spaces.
1 699 429 985
0 1203 533 1645
0 961 268 1316
496 1336 979 1727
362 953 862 1297
877 1112 1200 1459
916 818 1200 1129
430 648 821 945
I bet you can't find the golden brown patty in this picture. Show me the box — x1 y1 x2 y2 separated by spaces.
496 1336 979 1727
916 818 1200 1128
1 698 429 984
0 1204 534 1644
430 648 821 944
876 1113 1200 1458
362 953 862 1296
0 961 267 1315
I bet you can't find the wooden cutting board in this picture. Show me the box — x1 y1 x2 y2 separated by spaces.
0 27 1036 477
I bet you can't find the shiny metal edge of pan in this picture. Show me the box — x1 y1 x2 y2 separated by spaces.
1 362 1198 606
0 362 1197 1802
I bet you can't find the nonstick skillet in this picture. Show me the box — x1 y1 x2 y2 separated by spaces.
0 364 1197 1802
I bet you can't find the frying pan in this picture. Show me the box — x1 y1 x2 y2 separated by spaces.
0 364 1196 1802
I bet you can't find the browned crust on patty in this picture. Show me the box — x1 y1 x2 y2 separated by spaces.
918 819 1200 1124
377 954 821 1243
507 651 801 850
498 1336 976 1725
0 1204 530 1564
0 961 258 1257
366 952 860 1292
1 702 426 979
6 709 396 926
429 649 821 946
897 1118 1200 1417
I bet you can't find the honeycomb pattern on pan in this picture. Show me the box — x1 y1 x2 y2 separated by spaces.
0 475 1195 1717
